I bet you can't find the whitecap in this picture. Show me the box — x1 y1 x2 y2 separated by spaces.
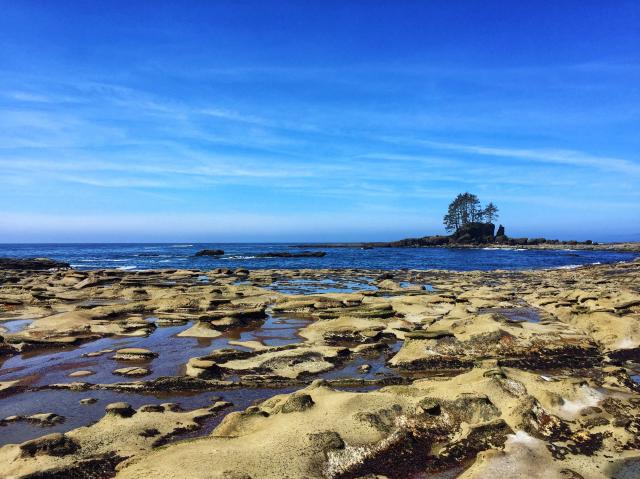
117 265 137 270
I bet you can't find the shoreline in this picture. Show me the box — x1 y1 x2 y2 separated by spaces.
1 243 638 275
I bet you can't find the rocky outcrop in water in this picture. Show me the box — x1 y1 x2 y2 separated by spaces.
256 251 327 258
0 257 70 270
452 221 496 244
194 249 224 257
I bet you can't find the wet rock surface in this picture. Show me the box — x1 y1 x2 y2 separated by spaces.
0 257 70 271
0 259 638 477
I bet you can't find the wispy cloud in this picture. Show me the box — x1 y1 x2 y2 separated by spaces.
0 43 638 240
381 138 640 176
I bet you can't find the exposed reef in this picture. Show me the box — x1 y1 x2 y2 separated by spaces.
255 251 327 258
194 249 225 256
0 257 70 270
0 259 639 477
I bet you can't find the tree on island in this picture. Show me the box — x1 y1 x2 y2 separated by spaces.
483 202 499 223
443 193 498 233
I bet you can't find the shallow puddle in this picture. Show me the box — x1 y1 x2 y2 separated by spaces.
0 312 321 445
478 307 542 323
0 385 306 446
267 277 378 294
0 319 33 334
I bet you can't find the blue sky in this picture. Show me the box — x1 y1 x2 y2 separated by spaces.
1 1 639 242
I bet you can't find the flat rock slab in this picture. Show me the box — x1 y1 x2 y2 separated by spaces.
68 370 94 377
390 314 600 370
113 367 151 376
112 348 158 361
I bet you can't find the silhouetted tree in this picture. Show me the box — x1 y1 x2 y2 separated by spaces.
443 193 482 232
443 193 498 232
483 202 499 223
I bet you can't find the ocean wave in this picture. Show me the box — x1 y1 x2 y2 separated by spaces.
222 255 257 260
117 265 137 270
170 244 194 248
482 247 526 251
556 264 580 269
78 258 129 263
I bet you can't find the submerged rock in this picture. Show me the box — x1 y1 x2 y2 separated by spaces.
255 251 326 258
195 249 225 257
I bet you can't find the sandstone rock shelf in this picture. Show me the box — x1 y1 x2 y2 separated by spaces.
0 259 639 477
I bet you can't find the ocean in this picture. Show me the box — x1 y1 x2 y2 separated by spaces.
0 243 636 271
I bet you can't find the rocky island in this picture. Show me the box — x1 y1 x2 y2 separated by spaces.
299 194 640 253
0 255 639 478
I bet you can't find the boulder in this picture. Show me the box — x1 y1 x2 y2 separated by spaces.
185 358 223 379
105 402 136 418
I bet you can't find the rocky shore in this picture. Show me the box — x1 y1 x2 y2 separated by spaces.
297 222 640 253
0 259 639 477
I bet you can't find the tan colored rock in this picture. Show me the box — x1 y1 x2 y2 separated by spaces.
68 370 94 377
112 348 158 361
176 321 222 338
113 366 150 376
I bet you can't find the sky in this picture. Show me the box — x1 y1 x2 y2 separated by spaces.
0 0 639 243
